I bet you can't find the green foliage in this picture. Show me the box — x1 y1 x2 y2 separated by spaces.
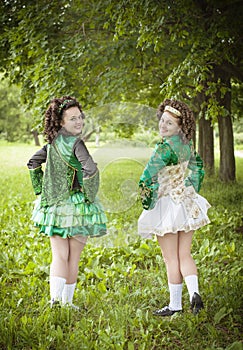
1 0 242 183
85 102 158 141
0 77 33 142
234 133 243 146
105 0 243 120
0 0 161 116
0 0 242 187
0 143 242 349
2 0 242 118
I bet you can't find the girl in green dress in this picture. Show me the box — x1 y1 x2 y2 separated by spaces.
27 96 107 309
138 99 210 316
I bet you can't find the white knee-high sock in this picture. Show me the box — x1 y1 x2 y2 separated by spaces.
185 275 199 301
168 283 183 310
62 283 76 305
50 276 66 302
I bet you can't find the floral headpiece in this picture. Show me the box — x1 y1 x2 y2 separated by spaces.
58 99 73 114
164 105 181 117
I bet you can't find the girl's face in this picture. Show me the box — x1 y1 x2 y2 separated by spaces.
61 107 84 135
159 111 181 137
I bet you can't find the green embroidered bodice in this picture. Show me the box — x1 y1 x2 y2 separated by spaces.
41 135 82 206
139 135 205 210
28 129 99 207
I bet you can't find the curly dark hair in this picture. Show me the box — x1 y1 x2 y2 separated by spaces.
44 95 84 143
157 99 195 142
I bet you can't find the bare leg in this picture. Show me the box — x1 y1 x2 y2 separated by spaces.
50 235 69 279
157 233 182 284
155 233 183 313
178 230 197 277
178 230 203 313
66 237 87 284
49 236 70 303
49 235 87 306
61 237 87 307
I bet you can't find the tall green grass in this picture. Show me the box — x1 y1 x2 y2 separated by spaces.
0 142 242 350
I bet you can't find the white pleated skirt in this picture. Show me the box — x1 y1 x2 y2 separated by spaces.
138 193 211 239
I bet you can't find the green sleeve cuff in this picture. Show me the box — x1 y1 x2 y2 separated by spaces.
29 167 43 195
83 171 99 203
185 153 205 192
139 180 159 210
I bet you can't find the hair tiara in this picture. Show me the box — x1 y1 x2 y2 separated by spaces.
164 105 181 117
58 99 73 114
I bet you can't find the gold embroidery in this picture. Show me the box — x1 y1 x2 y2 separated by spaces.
158 162 200 218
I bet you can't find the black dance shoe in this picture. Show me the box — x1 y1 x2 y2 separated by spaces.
50 299 61 308
190 292 204 315
153 306 182 316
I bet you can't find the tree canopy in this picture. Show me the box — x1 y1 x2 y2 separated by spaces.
0 0 242 180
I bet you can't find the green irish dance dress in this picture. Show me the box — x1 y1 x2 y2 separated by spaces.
138 135 210 238
27 128 107 239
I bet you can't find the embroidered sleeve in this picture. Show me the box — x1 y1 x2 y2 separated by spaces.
83 170 100 203
140 143 172 185
29 167 43 195
185 152 205 192
27 145 47 195
139 142 176 210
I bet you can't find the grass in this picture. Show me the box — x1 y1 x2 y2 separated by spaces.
0 141 242 350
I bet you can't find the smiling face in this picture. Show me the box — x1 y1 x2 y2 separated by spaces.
61 106 84 135
159 111 181 138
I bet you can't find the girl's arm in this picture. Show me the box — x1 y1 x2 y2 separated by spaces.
74 139 98 177
27 145 47 195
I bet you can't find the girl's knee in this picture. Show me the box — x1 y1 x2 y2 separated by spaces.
179 251 193 262
162 254 179 268
52 255 68 265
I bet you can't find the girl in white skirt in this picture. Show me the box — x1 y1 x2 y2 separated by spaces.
138 99 210 316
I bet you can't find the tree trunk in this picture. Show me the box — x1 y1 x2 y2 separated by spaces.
32 130 40 146
199 116 214 174
217 114 235 181
196 91 214 174
215 67 235 182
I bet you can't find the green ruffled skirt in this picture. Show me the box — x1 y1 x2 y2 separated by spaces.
32 192 107 239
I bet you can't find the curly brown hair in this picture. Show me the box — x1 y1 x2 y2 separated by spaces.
44 96 84 143
157 99 195 142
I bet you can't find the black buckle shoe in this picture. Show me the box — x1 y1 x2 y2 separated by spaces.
153 306 181 316
190 292 204 315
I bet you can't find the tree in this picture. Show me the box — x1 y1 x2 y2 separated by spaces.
0 0 242 182
104 0 243 181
